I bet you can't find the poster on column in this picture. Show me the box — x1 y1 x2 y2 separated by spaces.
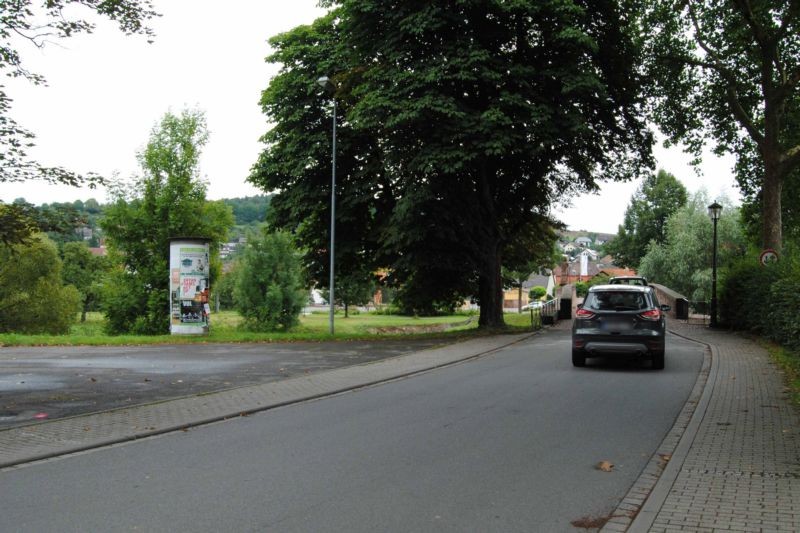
169 238 210 334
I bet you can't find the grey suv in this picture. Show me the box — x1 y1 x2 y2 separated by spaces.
572 285 670 369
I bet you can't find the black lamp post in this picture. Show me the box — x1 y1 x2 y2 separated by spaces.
708 201 723 328
318 76 336 335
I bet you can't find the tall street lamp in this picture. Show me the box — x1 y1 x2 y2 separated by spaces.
708 201 723 328
318 76 336 335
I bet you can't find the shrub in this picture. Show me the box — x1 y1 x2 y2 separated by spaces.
234 231 306 331
0 234 81 334
720 247 800 350
529 286 547 300
575 281 589 298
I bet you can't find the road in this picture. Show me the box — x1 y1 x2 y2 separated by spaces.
0 330 704 532
0 339 444 427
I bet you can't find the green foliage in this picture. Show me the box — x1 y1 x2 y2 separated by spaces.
251 0 653 328
221 196 272 225
529 286 547 300
575 282 589 298
0 1 157 246
720 247 800 351
214 267 239 310
61 241 108 321
605 169 687 269
638 192 747 302
320 268 376 318
0 234 80 334
234 231 306 331
643 0 800 250
589 273 610 287
100 109 234 335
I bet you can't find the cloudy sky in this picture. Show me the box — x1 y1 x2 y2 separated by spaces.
2 0 741 234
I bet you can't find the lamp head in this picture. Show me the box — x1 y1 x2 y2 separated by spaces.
707 201 723 221
317 76 334 93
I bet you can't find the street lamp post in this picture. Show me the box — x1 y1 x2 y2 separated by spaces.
708 201 723 328
318 76 336 335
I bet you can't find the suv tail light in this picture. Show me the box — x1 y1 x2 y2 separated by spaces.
576 308 596 319
639 309 661 321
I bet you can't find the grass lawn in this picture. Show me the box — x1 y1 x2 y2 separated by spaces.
0 309 539 347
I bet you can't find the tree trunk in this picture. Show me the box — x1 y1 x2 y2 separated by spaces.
518 283 523 314
761 164 783 251
478 244 505 328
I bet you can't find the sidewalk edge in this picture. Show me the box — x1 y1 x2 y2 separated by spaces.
601 328 718 532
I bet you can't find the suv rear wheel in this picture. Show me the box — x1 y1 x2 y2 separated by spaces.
572 349 586 367
652 351 665 370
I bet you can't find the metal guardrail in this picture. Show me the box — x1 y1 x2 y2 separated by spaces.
529 298 559 331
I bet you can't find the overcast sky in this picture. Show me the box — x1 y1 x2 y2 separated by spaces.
1 0 741 234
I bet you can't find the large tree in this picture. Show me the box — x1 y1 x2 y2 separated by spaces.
645 0 800 251
0 0 157 245
101 109 233 334
249 13 391 308
606 169 688 268
252 0 653 328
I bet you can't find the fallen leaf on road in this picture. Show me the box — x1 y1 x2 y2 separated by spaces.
659 453 672 462
90 377 97 382
596 461 614 472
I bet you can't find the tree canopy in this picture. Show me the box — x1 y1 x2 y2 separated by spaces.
101 109 233 334
606 169 688 269
251 0 653 327
638 192 746 302
644 0 800 251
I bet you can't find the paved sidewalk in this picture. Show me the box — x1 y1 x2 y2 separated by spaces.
0 333 531 469
604 321 800 532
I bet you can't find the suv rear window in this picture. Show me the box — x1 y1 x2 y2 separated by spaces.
585 291 647 311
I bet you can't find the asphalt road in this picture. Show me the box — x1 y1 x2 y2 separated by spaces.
0 330 704 532
0 339 444 427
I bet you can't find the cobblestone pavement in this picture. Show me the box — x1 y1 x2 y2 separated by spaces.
603 320 800 532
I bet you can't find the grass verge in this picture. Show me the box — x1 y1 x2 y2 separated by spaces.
764 342 800 407
0 310 539 347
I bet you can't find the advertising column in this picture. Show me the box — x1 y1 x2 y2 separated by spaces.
169 238 211 335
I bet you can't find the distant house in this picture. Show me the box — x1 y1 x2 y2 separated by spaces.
578 248 599 261
88 246 107 257
554 260 604 285
575 236 593 248
503 272 557 310
562 242 578 253
597 267 638 280
76 227 93 241
523 272 557 298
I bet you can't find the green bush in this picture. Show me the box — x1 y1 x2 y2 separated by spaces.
234 231 306 331
720 247 800 350
529 286 547 300
0 234 81 334
575 281 589 298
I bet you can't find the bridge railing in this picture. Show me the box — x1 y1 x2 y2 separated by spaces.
528 298 560 330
